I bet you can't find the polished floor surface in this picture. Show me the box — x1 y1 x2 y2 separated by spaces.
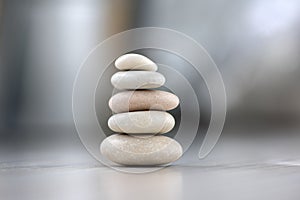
1 126 300 200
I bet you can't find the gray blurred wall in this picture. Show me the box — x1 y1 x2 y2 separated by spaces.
1 0 300 136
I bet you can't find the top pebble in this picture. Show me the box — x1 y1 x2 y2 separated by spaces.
115 53 158 71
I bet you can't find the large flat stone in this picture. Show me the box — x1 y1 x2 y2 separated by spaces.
100 134 182 166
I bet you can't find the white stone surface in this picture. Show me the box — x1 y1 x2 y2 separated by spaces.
111 71 165 89
115 53 157 71
108 90 180 113
100 134 183 165
108 111 175 134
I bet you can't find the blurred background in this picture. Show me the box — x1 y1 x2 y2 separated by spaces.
1 0 300 173
1 1 300 200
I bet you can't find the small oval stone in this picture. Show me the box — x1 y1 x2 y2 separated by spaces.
111 71 165 90
109 90 180 113
115 53 157 71
100 134 183 166
108 111 175 134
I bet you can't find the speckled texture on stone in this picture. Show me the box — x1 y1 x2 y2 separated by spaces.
108 111 175 134
109 90 180 113
115 53 157 71
102 53 183 166
111 71 165 90
100 134 183 166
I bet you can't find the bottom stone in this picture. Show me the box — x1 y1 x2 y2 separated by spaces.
100 134 183 166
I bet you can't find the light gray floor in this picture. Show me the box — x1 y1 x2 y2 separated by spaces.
1 163 300 200
1 126 300 200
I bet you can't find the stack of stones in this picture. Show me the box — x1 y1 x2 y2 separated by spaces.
100 53 183 166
